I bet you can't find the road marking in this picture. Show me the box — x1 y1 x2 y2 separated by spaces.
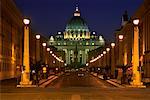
71 94 81 100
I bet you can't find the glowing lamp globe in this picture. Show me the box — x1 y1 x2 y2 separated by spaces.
133 19 140 25
23 18 30 25
111 43 115 47
42 43 46 47
47 48 50 51
103 51 106 54
119 35 124 40
106 48 110 52
36 34 40 39
50 51 53 54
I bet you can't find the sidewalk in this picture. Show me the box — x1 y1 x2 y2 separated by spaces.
0 78 17 88
91 72 125 88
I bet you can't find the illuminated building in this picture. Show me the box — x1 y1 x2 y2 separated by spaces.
48 6 105 66
0 0 23 80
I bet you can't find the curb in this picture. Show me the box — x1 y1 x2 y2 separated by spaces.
39 76 58 88
91 73 125 88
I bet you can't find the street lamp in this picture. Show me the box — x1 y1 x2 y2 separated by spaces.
106 48 110 52
47 48 50 52
111 42 115 78
103 51 106 54
35 34 41 62
23 18 30 25
50 51 53 54
42 42 46 47
86 63 89 66
36 34 40 40
131 18 145 87
42 42 47 65
118 34 124 81
133 19 139 25
111 43 115 47
35 34 41 85
119 34 124 40
18 18 33 87
64 63 67 66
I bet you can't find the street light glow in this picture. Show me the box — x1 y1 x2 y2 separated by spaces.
103 51 106 54
58 32 61 34
47 48 50 51
23 18 30 25
50 51 53 54
133 19 140 25
106 48 110 52
111 43 115 47
42 43 46 47
36 34 40 39
119 35 124 40
64 63 67 66
86 63 89 66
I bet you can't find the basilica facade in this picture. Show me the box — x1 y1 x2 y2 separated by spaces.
48 6 105 66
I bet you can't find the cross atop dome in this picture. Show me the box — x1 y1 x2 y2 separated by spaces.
74 2 80 16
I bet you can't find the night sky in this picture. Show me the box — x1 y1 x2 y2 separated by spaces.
15 0 143 42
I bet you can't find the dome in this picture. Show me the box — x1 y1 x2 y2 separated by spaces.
65 7 89 33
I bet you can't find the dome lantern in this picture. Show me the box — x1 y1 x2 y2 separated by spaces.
74 6 80 16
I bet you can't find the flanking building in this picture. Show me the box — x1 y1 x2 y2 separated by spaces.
48 6 105 67
0 0 23 80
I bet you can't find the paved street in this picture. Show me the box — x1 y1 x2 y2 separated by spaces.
47 71 115 88
1 72 150 100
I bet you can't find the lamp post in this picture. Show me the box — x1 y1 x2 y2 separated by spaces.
106 48 110 67
111 43 115 78
35 35 41 63
130 19 145 87
106 48 110 77
46 47 50 65
117 35 124 81
118 34 124 67
103 51 106 68
18 18 33 87
35 34 41 85
42 42 46 64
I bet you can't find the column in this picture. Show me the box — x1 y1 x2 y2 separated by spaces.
111 43 115 78
82 50 84 64
68 50 71 64
19 19 32 86
0 0 1 59
78 51 80 62
131 23 143 87
36 38 40 62
83 50 86 64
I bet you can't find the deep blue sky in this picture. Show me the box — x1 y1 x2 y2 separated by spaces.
15 0 143 41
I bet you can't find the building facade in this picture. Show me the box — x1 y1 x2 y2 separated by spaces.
0 0 23 80
114 0 150 83
48 6 105 66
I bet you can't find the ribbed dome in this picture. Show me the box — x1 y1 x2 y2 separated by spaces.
65 16 89 33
